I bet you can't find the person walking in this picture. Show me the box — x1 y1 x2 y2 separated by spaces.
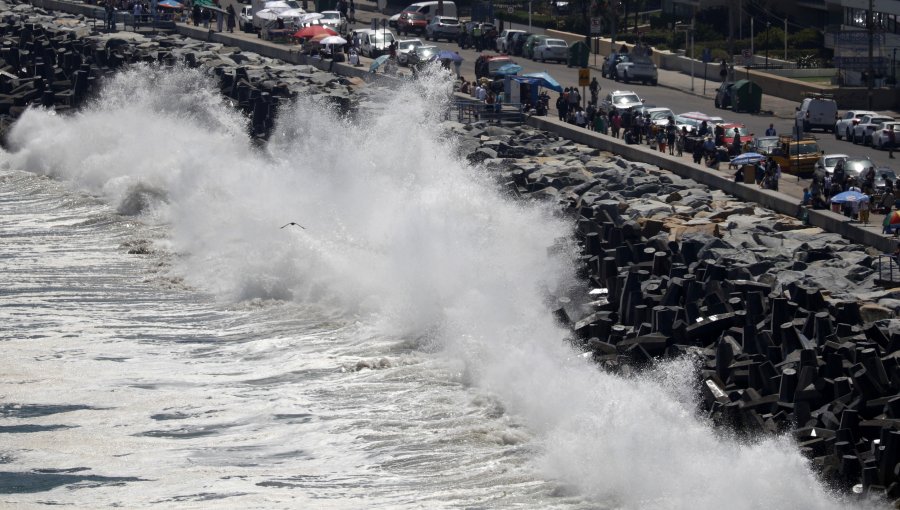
889 124 896 159
226 4 236 32
589 77 599 105
719 59 728 82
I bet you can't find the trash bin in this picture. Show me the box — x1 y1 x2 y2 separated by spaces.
742 164 755 184
567 41 589 68
732 79 762 114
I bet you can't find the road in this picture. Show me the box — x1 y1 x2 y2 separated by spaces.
342 16 895 176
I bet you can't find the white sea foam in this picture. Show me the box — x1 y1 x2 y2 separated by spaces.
0 64 876 509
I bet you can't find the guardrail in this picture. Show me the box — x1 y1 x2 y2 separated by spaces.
449 99 526 124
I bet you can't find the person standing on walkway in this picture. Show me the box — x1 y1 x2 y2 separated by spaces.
589 77 599 105
216 8 224 32
765 123 776 136
889 124 896 159
226 4 236 32
719 59 728 82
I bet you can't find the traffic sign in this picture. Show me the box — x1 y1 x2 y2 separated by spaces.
590 17 602 35
578 68 590 87
741 48 753 66
702 47 712 63
507 6 513 13
371 18 377 30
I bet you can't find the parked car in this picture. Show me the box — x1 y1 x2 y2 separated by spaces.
840 157 876 180
601 52 625 79
852 114 895 145
716 123 753 146
523 34 548 60
675 111 724 134
635 106 675 127
753 135 781 155
356 28 396 58
509 31 532 56
533 38 568 63
614 54 658 85
714 81 735 109
425 15 460 42
812 154 849 180
496 29 525 53
770 135 823 176
874 167 897 192
873 121 900 150
319 11 347 35
240 5 253 32
390 1 458 26
834 110 877 140
397 11 427 35
396 38 423 66
600 90 643 114
474 54 516 79
407 44 439 71
796 94 838 133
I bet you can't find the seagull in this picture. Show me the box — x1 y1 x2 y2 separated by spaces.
280 222 306 230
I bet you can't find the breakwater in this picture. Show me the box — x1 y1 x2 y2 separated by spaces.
2 2 898 503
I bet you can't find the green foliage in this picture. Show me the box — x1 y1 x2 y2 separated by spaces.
754 26 785 50
790 28 823 49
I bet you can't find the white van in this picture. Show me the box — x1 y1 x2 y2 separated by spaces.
389 1 456 27
355 28 397 58
796 94 838 133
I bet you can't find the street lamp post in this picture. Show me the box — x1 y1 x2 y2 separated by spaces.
765 21 770 70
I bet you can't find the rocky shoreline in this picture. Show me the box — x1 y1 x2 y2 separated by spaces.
450 120 900 502
3 2 900 504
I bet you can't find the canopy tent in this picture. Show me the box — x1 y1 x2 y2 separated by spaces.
520 71 562 93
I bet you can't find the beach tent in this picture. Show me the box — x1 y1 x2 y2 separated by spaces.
521 71 562 93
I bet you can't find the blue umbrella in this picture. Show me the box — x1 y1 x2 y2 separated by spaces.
495 63 522 76
521 71 562 92
830 190 870 204
729 152 767 166
436 50 463 63
369 54 390 72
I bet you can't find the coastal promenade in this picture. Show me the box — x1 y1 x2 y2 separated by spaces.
26 0 900 253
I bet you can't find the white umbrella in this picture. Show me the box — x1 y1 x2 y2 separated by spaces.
277 8 306 18
263 0 291 8
318 35 347 45
298 12 324 24
254 7 290 21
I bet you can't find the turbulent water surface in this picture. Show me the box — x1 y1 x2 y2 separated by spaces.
0 65 867 509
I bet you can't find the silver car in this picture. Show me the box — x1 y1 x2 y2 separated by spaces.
533 38 568 63
812 154 849 180
396 38 423 66
615 54 658 85
600 90 643 115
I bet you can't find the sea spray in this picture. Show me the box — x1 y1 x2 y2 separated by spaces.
1 64 873 509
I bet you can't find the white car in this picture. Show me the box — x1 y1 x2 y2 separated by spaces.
852 114 894 145
239 5 253 31
496 29 525 53
600 90 643 114
424 15 459 42
396 38 423 66
872 121 900 150
638 107 675 127
614 54 658 85
834 110 876 141
319 10 347 35
533 38 568 63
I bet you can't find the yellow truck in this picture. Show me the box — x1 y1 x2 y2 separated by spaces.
769 135 823 177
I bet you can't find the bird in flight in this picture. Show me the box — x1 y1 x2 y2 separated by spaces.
280 222 306 230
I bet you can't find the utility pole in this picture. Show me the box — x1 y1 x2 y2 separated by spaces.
784 17 788 61
867 0 874 109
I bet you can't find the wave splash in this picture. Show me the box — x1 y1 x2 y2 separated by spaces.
1 64 869 509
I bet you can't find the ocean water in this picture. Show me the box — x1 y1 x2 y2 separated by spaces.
0 64 870 509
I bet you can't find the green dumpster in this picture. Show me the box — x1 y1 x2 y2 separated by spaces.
732 79 762 114
567 41 590 68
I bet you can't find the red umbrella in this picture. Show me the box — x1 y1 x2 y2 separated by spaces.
292 25 337 39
